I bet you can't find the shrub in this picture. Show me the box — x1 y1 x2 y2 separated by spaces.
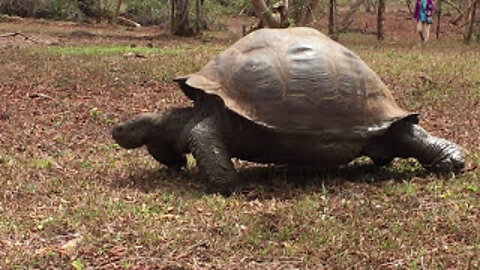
125 0 169 26
0 0 79 19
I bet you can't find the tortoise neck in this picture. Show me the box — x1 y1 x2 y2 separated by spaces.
161 106 196 134
168 107 198 152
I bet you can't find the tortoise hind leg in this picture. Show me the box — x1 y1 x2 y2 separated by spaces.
382 121 465 173
188 116 241 196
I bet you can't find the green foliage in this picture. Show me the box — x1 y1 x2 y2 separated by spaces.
0 0 95 20
0 0 64 18
49 0 80 19
126 0 169 26
0 0 121 21
0 0 255 25
203 0 251 16
30 158 53 169
71 259 85 270
46 45 184 56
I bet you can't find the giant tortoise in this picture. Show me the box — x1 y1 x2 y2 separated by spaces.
112 27 464 195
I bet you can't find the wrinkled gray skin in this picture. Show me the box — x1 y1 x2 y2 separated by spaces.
112 90 465 196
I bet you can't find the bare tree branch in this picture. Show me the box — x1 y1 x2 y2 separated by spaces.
448 0 478 25
251 0 282 28
444 0 464 15
341 0 365 29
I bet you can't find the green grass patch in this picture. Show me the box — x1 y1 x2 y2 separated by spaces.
46 45 189 56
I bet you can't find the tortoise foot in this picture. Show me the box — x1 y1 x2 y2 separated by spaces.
428 155 465 174
205 180 243 197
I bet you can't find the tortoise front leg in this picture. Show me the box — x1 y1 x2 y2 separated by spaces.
188 117 241 196
389 121 465 173
362 139 395 167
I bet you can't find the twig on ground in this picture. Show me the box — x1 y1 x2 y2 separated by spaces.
0 32 39 43
28 92 69 109
29 92 58 102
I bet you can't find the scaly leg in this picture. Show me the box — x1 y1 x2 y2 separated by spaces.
388 121 465 173
188 117 241 196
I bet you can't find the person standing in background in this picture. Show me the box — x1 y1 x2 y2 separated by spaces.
414 0 435 41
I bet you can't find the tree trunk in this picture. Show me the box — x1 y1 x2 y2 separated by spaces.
172 0 195 36
299 0 320 26
195 0 207 32
436 0 442 39
112 0 122 25
464 0 472 38
465 0 479 42
171 0 175 33
377 0 385 40
251 0 282 28
406 0 413 15
329 0 338 39
78 0 104 22
477 23 480 42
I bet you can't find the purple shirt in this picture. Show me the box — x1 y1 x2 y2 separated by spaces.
414 0 435 22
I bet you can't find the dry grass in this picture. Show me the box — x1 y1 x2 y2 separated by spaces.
0 15 479 269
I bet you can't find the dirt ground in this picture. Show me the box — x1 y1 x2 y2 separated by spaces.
0 9 468 48
1 10 479 269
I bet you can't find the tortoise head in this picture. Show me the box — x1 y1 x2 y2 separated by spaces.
112 109 193 169
112 113 159 149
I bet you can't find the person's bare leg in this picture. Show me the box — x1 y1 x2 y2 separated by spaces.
424 23 431 42
417 22 425 41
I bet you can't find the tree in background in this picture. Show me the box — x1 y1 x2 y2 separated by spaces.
112 0 123 25
0 0 80 19
250 0 288 28
170 0 206 36
436 0 442 39
2 0 477 42
249 0 321 29
329 0 337 39
299 0 322 25
464 0 479 42
194 0 207 32
171 0 194 36
377 0 385 40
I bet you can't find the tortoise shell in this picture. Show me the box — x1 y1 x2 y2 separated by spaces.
177 27 416 138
